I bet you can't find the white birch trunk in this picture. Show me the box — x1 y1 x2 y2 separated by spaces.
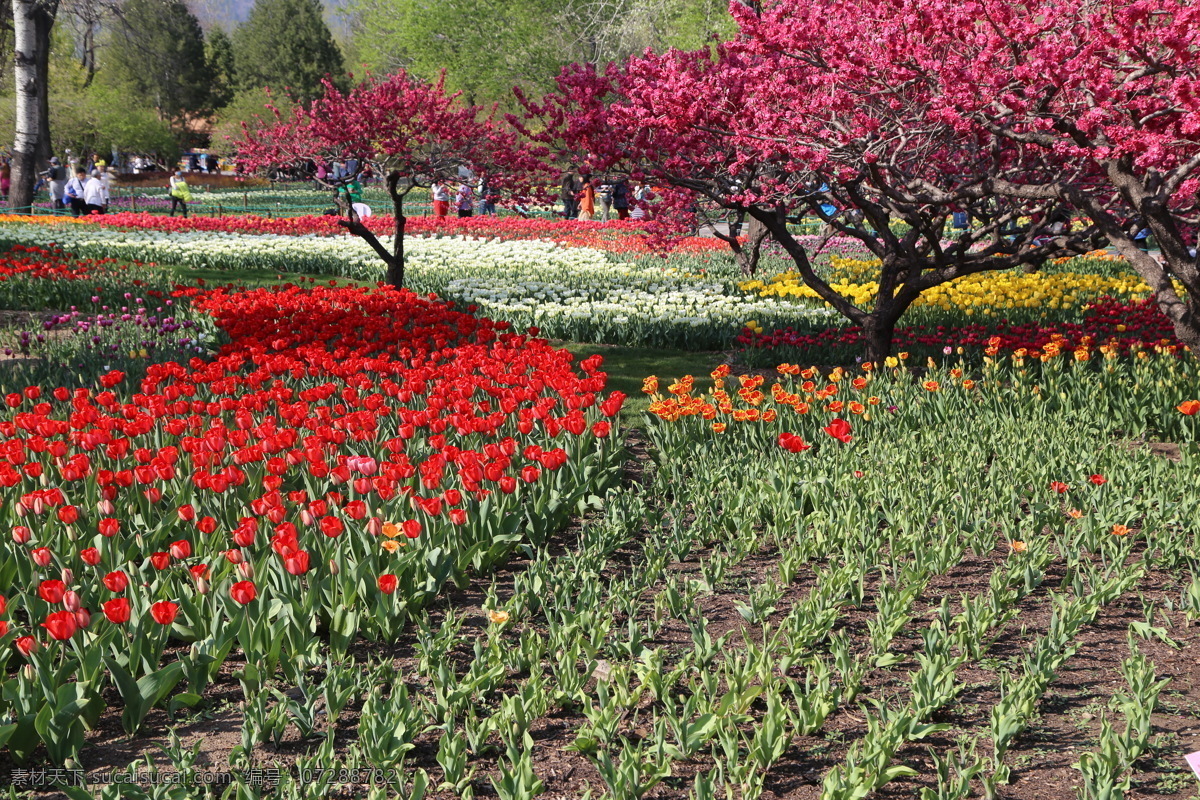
10 0 41 212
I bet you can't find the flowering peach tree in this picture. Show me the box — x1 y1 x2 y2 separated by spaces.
853 0 1200 350
517 1 1109 361
239 72 551 288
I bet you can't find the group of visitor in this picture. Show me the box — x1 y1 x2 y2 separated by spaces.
38 155 112 215
560 170 650 221
429 175 497 219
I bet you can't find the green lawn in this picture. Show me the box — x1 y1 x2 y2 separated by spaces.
560 342 721 426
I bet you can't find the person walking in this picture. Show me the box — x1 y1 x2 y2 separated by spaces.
612 179 631 220
169 171 192 217
577 175 596 221
597 180 613 221
83 169 108 214
431 180 451 217
44 157 67 209
476 173 497 216
456 182 475 218
560 170 580 219
64 168 88 216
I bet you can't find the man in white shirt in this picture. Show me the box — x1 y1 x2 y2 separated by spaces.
83 170 108 214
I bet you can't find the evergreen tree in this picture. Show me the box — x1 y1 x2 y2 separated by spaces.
232 0 344 104
206 27 238 111
107 0 214 131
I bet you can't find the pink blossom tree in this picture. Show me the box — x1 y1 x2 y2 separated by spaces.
239 72 551 288
517 3 1109 361
837 0 1200 350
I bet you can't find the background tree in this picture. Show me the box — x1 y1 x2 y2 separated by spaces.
519 7 1105 361
209 86 293 156
238 72 550 288
233 0 344 103
344 0 734 108
107 0 213 138
205 26 237 110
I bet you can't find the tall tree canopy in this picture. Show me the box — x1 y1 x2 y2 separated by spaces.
107 0 214 133
345 0 734 107
232 0 344 103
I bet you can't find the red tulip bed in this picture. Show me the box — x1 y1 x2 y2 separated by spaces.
0 279 625 767
737 296 1185 365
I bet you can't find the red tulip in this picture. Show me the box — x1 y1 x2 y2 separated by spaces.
79 547 101 566
777 432 811 453
150 601 179 625
102 598 131 624
42 610 78 640
319 516 344 538
177 504 196 521
150 552 171 570
449 509 468 526
38 579 66 604
31 547 52 567
15 635 38 656
98 518 120 537
378 574 399 594
283 550 310 576
169 540 192 560
11 525 30 544
1050 481 1069 494
57 505 79 524
230 580 257 605
1089 474 1107 486
822 418 853 443
103 570 129 592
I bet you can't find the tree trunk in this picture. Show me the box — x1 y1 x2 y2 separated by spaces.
386 174 406 288
734 216 771 276
11 0 41 213
33 3 52 167
863 313 899 366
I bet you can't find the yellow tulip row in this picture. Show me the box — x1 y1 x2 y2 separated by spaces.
738 257 1153 314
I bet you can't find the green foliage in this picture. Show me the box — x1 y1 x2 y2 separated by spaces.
345 0 736 107
232 0 345 104
105 0 215 132
210 87 297 156
206 27 238 111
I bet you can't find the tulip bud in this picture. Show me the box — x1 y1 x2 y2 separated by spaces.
299 509 314 527
237 561 254 579
74 608 91 629
195 578 209 595
224 548 244 564
328 558 339 576
366 517 383 537
97 499 116 516
60 568 74 585
15 503 27 518
32 497 44 515
63 590 81 612
11 525 30 544
24 663 37 679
